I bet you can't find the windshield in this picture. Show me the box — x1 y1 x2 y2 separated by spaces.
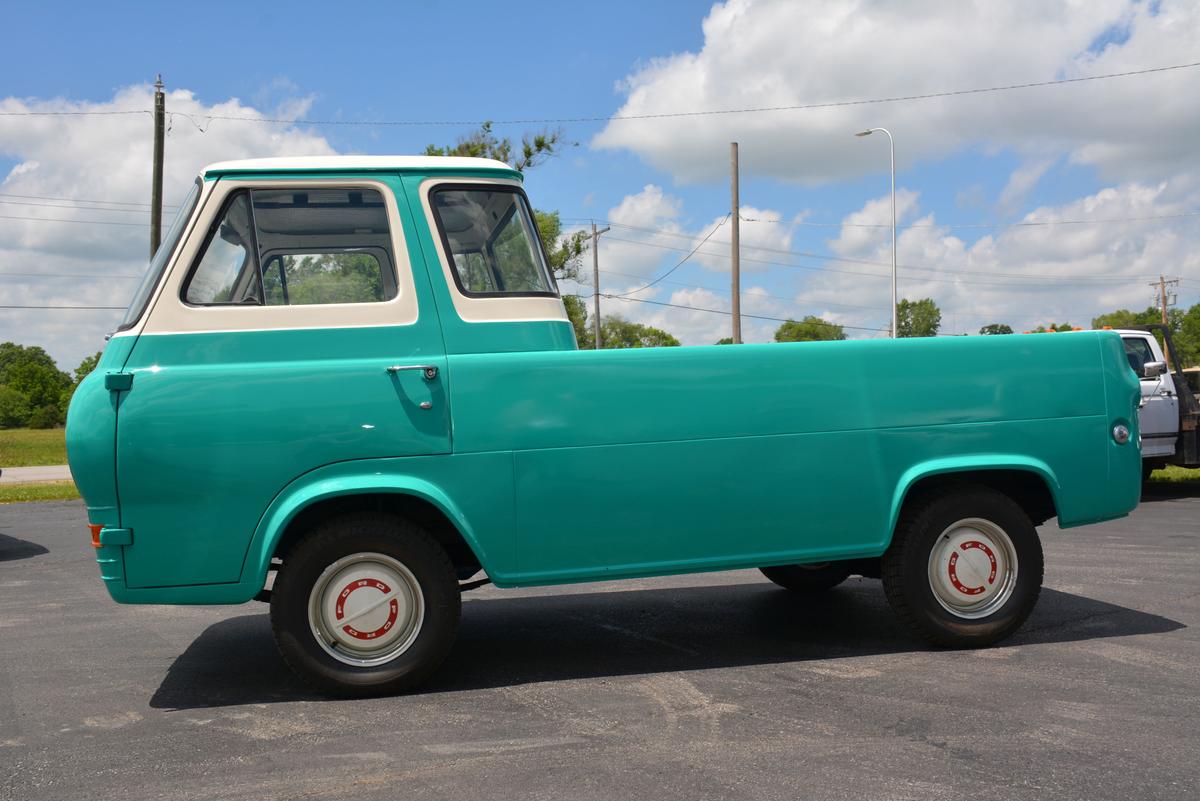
116 178 202 331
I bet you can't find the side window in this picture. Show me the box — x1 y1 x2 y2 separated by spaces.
1122 337 1155 376
431 187 555 297
184 187 398 307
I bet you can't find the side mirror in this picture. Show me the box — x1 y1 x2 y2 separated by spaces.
1142 361 1168 379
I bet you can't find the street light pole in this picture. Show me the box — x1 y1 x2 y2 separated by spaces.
855 127 896 338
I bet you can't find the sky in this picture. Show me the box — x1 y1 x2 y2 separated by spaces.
2 0 1199 369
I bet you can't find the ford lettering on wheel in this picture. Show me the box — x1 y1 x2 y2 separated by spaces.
65 155 1145 696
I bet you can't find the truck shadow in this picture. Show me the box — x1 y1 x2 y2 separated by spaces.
149 581 1185 710
1139 482 1200 503
0 532 49 562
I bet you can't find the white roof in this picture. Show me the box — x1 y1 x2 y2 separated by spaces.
202 155 516 175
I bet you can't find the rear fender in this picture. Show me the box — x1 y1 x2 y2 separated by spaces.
885 455 1062 548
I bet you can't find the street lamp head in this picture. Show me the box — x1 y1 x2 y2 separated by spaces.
855 129 873 137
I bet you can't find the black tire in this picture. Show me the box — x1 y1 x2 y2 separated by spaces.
270 511 461 697
1142 462 1156 483
881 485 1043 647
760 563 851 593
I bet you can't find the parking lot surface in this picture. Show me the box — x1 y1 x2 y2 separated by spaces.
2 491 1198 801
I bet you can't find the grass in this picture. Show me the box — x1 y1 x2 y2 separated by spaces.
0 428 68 467
0 480 79 504
1148 465 1200 484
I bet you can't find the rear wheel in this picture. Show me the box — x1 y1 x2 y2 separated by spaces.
760 562 851 593
882 486 1043 647
270 512 460 697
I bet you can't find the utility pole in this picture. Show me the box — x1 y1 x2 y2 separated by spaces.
730 142 741 344
590 221 610 350
1151 274 1180 362
150 74 165 258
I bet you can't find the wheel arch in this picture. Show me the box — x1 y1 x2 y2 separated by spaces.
244 474 489 591
886 456 1062 549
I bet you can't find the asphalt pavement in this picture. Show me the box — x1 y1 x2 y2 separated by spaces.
1 489 1198 801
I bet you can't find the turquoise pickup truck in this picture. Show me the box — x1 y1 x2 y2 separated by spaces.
66 156 1143 696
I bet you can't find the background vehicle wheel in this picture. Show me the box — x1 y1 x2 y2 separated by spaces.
270 511 460 697
760 562 851 593
881 485 1043 647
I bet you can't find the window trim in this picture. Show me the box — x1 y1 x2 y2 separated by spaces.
428 183 559 299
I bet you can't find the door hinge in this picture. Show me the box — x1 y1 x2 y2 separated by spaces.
104 372 134 392
98 527 133 546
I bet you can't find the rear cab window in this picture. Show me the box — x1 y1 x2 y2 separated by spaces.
183 187 398 307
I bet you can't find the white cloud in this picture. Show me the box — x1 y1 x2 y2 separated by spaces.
796 178 1200 335
0 83 336 369
997 159 1055 217
593 0 1200 184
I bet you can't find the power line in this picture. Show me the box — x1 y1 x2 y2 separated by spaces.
0 199 151 214
613 214 730 297
0 271 139 279
738 210 1200 229
0 109 148 118
600 234 1153 289
582 220 1161 284
0 192 181 210
0 214 147 227
587 268 1104 321
0 304 124 310
5 61 1194 128
583 293 884 332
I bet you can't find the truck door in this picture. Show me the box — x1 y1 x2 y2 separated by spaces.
115 178 449 589
1123 333 1178 459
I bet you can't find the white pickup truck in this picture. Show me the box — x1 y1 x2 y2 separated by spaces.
1118 325 1200 478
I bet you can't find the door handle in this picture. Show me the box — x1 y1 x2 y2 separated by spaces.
385 364 439 380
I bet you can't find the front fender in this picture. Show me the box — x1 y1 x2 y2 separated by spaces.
885 455 1063 547
239 464 490 596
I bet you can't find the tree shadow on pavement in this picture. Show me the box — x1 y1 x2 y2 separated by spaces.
0 532 49 562
149 581 1185 710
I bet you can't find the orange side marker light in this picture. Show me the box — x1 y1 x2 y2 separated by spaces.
89 524 103 548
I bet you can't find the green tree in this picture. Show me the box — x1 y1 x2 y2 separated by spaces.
896 298 942 338
74 351 102 383
425 121 571 173
599 315 681 348
1029 322 1078 333
0 342 72 428
1177 303 1200 366
714 337 734 345
774 316 845 342
0 385 30 428
979 323 1013 335
1092 305 1199 366
1091 307 1162 331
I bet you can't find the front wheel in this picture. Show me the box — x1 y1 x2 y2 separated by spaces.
270 512 461 697
882 486 1043 647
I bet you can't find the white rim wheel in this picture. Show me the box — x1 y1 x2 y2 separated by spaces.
307 552 425 667
926 517 1019 620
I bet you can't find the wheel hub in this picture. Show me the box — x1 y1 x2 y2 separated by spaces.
927 518 1018 619
308 553 424 666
